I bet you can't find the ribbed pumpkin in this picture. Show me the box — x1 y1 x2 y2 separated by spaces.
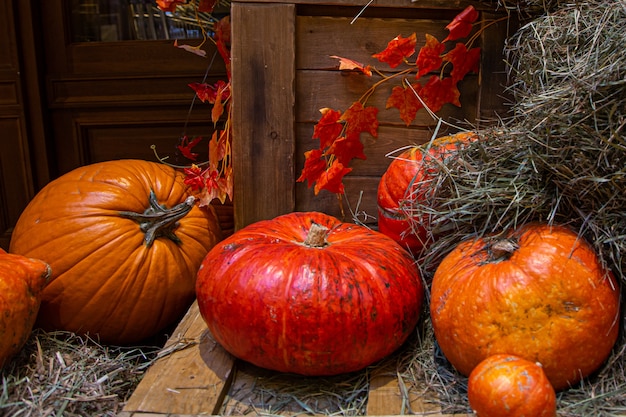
430 223 620 391
196 211 424 375
0 248 51 368
468 354 556 417
377 131 476 254
10 160 222 345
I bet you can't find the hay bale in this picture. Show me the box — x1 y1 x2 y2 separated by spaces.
405 0 626 284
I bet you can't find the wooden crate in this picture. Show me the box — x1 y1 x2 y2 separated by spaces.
119 301 472 417
230 0 513 230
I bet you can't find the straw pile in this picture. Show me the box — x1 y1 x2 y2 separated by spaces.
407 0 626 280
0 330 160 416
397 0 626 414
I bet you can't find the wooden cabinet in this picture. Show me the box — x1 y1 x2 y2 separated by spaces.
0 0 231 250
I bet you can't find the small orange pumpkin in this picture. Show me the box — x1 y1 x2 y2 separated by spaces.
10 160 222 345
468 354 556 417
377 131 476 254
430 223 620 391
0 248 51 368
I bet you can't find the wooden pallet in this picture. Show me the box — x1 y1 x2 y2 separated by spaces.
119 301 472 417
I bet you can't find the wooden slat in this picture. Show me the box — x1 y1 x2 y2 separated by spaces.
231 3 297 230
120 302 236 416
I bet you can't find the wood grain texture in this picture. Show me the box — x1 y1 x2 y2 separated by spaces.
231 3 297 230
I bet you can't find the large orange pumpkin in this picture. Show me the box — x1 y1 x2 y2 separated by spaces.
377 131 476 254
196 211 424 375
10 160 222 345
430 223 620 391
468 354 556 417
0 248 51 368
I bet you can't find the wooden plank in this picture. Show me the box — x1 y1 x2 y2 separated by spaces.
231 3 297 230
121 301 236 416
234 0 499 11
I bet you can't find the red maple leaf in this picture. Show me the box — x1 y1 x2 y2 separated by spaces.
214 16 231 77
340 102 379 141
415 34 445 78
314 160 352 195
189 80 230 104
183 164 208 191
297 148 327 188
330 56 372 76
372 33 417 69
178 135 203 161
313 108 344 149
443 5 479 42
386 84 423 126
419 76 461 112
326 136 366 165
198 0 218 12
443 43 481 82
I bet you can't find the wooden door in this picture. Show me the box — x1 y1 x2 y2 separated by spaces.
0 0 49 250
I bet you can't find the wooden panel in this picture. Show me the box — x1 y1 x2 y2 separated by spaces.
48 74 225 108
231 3 297 230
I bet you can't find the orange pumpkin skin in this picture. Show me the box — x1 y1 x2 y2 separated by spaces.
377 132 476 254
0 249 51 367
9 160 222 345
430 223 620 391
468 354 556 417
196 212 424 376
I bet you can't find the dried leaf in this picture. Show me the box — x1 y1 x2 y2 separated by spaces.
330 56 372 76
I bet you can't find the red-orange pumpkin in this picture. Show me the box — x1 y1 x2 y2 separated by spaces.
10 160 222 345
377 131 476 254
196 211 424 375
468 354 556 417
430 223 620 391
0 248 51 368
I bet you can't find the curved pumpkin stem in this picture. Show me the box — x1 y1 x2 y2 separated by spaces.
303 222 330 248
487 238 520 262
119 190 195 247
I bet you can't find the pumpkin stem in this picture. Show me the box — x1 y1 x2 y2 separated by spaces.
118 190 195 247
303 222 330 248
488 238 519 262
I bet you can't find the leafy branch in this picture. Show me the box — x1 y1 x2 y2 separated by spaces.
297 6 496 197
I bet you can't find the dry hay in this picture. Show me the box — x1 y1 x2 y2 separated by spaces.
396 0 626 415
0 330 160 416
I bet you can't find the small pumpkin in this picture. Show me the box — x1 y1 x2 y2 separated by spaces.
10 159 222 345
377 131 476 254
196 211 424 376
0 248 51 368
468 354 556 417
430 223 620 390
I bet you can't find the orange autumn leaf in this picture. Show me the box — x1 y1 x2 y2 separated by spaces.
443 5 479 42
443 43 481 82
330 56 372 76
415 34 445 78
313 108 344 149
340 102 379 141
372 33 417 69
386 84 423 126
314 159 352 195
